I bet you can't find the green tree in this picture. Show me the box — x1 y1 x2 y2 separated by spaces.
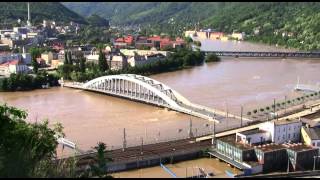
31 58 39 74
98 49 108 72
80 57 86 73
0 104 65 177
64 51 69 65
68 51 73 65
84 142 112 178
205 53 221 62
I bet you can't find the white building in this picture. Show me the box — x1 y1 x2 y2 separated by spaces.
260 119 302 144
120 49 170 57
127 53 165 67
236 129 272 145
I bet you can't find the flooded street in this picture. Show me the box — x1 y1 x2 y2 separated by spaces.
111 157 240 178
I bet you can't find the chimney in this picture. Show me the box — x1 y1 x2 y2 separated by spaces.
27 2 31 27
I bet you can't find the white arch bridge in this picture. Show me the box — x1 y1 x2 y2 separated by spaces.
63 74 250 123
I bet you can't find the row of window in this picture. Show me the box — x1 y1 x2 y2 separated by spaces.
312 141 320 147
276 133 298 142
277 125 300 133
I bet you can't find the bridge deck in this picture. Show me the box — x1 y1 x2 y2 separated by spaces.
63 81 249 124
203 51 320 58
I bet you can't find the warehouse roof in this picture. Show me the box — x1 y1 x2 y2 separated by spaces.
284 143 315 152
238 128 268 136
254 143 286 152
218 135 254 151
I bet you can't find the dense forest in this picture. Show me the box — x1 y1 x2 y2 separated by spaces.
63 2 320 51
0 2 86 26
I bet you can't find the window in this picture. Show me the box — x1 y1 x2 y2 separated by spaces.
288 134 290 138
317 142 320 147
293 133 295 138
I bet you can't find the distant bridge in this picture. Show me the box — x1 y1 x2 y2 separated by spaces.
63 74 251 123
202 51 320 58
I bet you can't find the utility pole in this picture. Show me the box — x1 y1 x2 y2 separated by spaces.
122 128 126 151
240 106 243 127
189 118 194 138
287 157 290 173
273 98 276 120
212 112 216 148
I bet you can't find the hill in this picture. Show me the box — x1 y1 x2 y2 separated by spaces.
0 2 87 26
63 2 320 51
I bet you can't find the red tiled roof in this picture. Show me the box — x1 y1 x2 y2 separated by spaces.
0 60 20 66
115 38 125 42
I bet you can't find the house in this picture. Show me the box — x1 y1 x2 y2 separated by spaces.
195 31 208 39
41 51 58 65
51 59 63 69
209 32 224 40
259 119 302 144
184 30 196 38
127 55 146 67
301 126 320 148
231 32 245 40
0 60 29 76
108 55 127 70
135 39 154 49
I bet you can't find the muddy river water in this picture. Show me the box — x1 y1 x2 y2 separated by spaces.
1 39 319 176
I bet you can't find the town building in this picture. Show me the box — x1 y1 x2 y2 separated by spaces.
301 126 320 148
127 53 165 67
120 49 171 57
41 51 58 65
236 129 272 145
259 119 302 144
0 60 30 76
209 32 224 40
184 30 196 38
0 52 31 65
231 32 245 40
107 55 128 70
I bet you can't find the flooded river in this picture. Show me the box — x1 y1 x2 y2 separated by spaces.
0 40 319 176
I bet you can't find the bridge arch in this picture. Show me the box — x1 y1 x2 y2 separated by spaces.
83 74 191 109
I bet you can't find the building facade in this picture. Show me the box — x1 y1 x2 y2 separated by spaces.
260 119 302 144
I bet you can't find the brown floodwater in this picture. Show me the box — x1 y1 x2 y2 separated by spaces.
1 57 319 155
0 40 319 161
111 157 240 178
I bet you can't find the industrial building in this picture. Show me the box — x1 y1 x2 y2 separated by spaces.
254 143 288 173
285 143 319 171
